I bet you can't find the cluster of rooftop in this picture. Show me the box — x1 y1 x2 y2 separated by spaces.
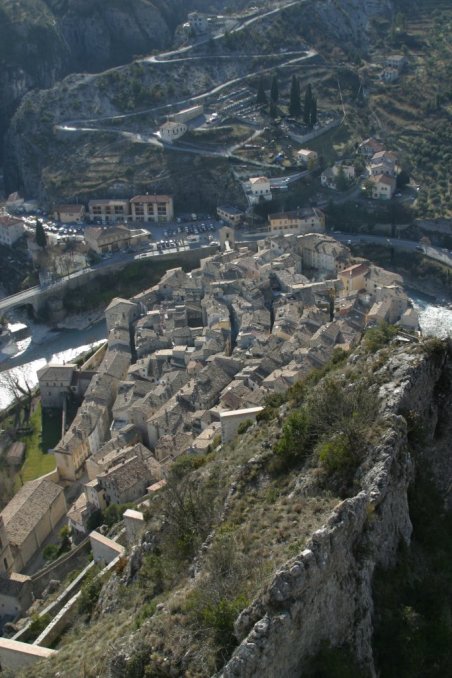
0 231 418 618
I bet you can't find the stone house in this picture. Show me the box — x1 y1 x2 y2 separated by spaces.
296 149 318 167
247 176 272 204
217 206 244 226
159 121 187 143
338 263 369 297
385 54 408 71
53 204 85 224
37 363 78 409
98 452 162 505
0 216 25 247
358 137 385 158
84 224 149 254
298 234 350 274
105 298 140 332
370 174 396 200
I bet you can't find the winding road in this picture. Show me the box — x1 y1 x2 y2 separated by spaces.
54 0 318 168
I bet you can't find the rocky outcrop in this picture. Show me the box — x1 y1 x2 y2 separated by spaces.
0 0 182 162
220 346 448 677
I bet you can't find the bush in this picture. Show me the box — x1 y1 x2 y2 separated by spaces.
134 601 157 629
162 472 220 561
28 613 51 638
42 544 59 562
363 322 398 353
272 408 314 471
78 569 102 617
317 433 355 474
237 419 253 435
169 453 208 481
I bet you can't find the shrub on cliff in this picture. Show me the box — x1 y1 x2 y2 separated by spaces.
363 322 398 353
270 375 378 477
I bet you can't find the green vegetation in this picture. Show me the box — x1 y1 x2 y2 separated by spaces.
289 74 301 117
363 322 399 353
270 374 378 493
42 526 71 562
303 83 317 127
28 613 51 640
237 419 253 435
78 566 103 618
16 403 57 486
35 219 47 248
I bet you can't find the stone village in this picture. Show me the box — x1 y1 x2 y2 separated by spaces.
0 220 419 649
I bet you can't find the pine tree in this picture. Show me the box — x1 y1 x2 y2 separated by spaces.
289 75 301 117
256 77 267 106
270 74 279 104
35 219 47 249
303 84 313 125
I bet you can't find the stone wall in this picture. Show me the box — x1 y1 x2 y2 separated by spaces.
30 537 91 599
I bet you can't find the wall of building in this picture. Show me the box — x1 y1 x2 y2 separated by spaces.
90 531 124 565
220 407 263 444
0 638 56 672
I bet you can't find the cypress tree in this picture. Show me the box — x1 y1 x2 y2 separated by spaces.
310 95 318 126
256 77 267 106
270 74 279 104
35 219 47 249
303 83 313 125
289 75 301 117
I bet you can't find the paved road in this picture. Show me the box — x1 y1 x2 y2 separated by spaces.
2 229 451 314
334 232 452 266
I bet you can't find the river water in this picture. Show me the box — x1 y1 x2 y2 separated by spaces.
0 296 451 411
0 320 107 410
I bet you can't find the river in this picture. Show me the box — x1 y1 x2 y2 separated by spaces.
0 295 451 411
0 320 107 410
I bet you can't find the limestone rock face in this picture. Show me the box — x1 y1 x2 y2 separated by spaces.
0 0 180 161
220 348 447 678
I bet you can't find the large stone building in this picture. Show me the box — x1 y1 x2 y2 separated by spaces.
37 364 77 409
268 208 325 235
84 224 149 254
129 195 174 223
88 199 130 224
0 479 66 572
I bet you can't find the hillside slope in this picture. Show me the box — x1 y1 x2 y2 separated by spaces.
0 0 182 161
4 0 393 201
17 337 452 678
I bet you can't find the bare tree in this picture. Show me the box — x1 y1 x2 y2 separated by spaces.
0 366 35 423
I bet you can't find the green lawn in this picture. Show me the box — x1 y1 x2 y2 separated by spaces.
17 403 58 486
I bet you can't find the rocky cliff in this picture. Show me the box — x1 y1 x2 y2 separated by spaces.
0 0 182 163
221 345 447 677
18 339 452 678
